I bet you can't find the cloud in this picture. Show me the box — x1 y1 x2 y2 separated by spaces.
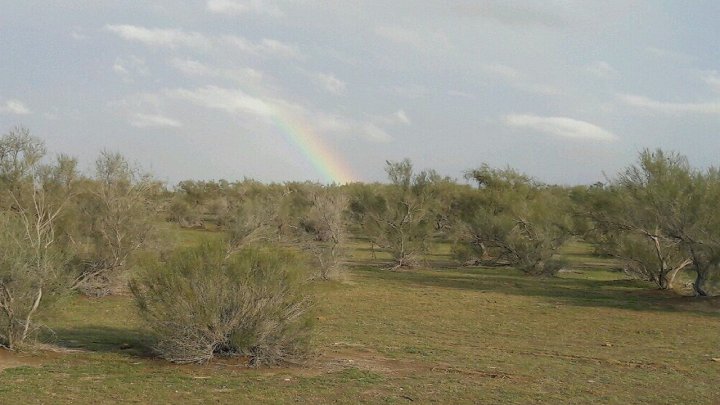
619 94 720 115
105 24 300 58
313 73 346 94
452 1 567 28
585 61 618 79
447 90 476 99
248 38 300 59
70 27 87 40
480 64 521 81
105 25 211 50
701 71 720 92
206 0 283 17
161 85 392 143
166 86 274 118
395 110 410 125
374 26 449 52
113 56 149 81
369 109 412 127
360 123 393 143
271 99 394 143
0 99 31 115
522 83 562 96
504 114 617 142
130 113 182 128
480 63 561 95
170 58 264 85
385 84 429 99
645 47 695 64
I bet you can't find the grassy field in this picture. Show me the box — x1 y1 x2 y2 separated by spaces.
1 233 719 404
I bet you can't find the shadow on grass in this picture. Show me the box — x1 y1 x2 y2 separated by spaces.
44 326 155 358
352 265 720 317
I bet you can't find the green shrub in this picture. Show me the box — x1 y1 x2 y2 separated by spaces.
129 242 313 365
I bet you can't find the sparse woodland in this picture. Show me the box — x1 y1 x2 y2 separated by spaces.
1 125 719 363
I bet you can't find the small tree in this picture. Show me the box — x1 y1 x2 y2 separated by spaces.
73 151 154 296
587 150 719 294
454 165 570 275
351 160 438 269
294 187 349 280
225 194 279 254
0 128 75 349
130 242 313 365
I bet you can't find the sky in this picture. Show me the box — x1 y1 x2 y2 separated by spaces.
1 1 719 185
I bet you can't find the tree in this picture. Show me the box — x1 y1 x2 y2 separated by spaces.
293 186 349 280
454 165 570 275
0 126 46 209
587 149 720 295
72 151 154 296
130 242 313 365
0 128 76 349
225 193 279 254
351 159 439 269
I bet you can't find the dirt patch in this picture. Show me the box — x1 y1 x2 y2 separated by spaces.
671 296 720 313
317 343 520 380
0 349 46 372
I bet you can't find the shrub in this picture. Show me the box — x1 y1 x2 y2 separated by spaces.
129 242 313 365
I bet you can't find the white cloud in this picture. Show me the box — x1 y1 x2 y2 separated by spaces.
374 26 449 52
480 63 561 96
130 113 182 128
361 123 393 143
480 64 521 81
452 2 567 28
0 99 31 115
701 71 720 92
619 94 720 115
395 109 410 125
369 109 412 127
170 58 264 85
386 84 429 99
166 86 274 118
522 83 562 96
105 25 211 50
70 27 87 40
313 73 346 94
207 0 283 17
113 56 149 81
105 24 300 58
271 99 394 143
585 61 618 79
645 47 695 64
254 38 300 59
447 90 476 99
161 85 392 143
504 114 617 142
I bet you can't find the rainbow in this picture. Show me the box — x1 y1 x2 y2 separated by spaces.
267 107 357 185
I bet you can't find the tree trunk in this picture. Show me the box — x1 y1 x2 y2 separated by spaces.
693 269 709 297
662 259 692 290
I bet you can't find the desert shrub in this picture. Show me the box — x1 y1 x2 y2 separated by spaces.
72 151 154 296
0 214 71 350
453 165 571 276
292 187 349 280
0 128 75 350
350 160 441 270
130 242 313 365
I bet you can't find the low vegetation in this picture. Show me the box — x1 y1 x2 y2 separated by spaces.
1 126 719 403
130 242 313 365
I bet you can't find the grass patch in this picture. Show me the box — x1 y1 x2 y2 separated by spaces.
2 232 719 404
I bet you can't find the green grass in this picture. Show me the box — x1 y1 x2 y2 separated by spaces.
2 229 720 404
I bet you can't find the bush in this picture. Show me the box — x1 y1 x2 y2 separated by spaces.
0 213 70 350
129 242 313 365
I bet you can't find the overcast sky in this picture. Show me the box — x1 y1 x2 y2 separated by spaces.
1 1 719 185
